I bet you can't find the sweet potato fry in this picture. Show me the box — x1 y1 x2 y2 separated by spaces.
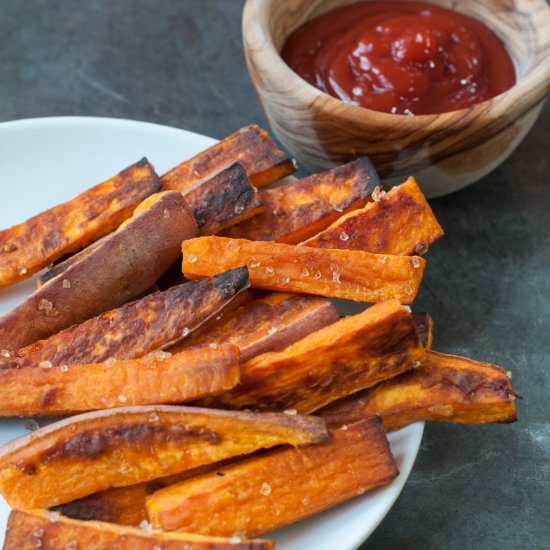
0 343 241 416
184 163 264 235
221 157 379 243
3 267 249 369
319 350 518 431
0 405 328 508
182 237 425 304
412 312 434 349
147 418 398 537
0 191 198 350
4 509 273 550
161 125 295 191
172 292 339 362
303 177 444 254
0 158 161 288
202 300 424 413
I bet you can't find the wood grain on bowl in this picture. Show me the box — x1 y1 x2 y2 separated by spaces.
243 0 550 197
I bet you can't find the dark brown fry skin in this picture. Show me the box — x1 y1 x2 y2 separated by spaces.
221 157 379 244
147 418 398 537
161 125 295 191
0 344 241 416
412 312 434 349
4 509 274 550
2 267 249 368
184 163 264 235
0 158 161 288
173 292 339 363
318 350 518 431
0 405 329 509
303 176 444 255
0 191 198 350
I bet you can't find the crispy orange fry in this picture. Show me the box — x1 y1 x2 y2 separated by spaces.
0 343 240 416
147 418 398 537
0 159 161 288
173 292 339 362
182 237 425 304
303 177 444 254
202 300 424 413
184 163 264 235
3 267 249 368
0 405 328 509
319 350 518 431
0 191 198 350
4 509 273 550
222 158 379 243
161 125 295 191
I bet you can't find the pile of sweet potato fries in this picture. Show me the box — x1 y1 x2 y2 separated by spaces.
0 125 518 549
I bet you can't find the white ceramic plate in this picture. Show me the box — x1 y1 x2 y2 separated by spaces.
0 117 424 549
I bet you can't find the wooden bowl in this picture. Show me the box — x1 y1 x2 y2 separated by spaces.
243 0 550 197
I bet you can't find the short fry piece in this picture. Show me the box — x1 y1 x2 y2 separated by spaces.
203 300 424 413
182 237 425 304
161 125 295 191
0 405 328 508
173 292 339 362
0 191 198 350
4 267 249 368
0 344 241 416
303 177 444 255
0 158 161 288
184 163 264 235
147 418 398 537
222 157 379 244
4 509 273 550
319 350 518 431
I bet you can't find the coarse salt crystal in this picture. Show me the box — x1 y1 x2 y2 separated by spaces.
265 266 274 276
415 242 428 255
25 419 40 431
62 279 71 288
117 394 127 403
225 240 236 249
340 424 348 431
268 327 278 335
60 364 69 372
19 268 27 275
181 327 190 337
259 482 272 496
313 271 322 280
38 299 53 311
105 357 116 368
333 204 343 213
139 519 152 530
281 275 290 284
412 360 422 368
283 409 297 415
1 349 10 358
248 257 260 268
411 257 421 269
378 256 386 264
65 540 78 550
149 412 160 422
235 203 245 214
507 370 513 379
163 208 170 219
228 537 242 544
39 360 53 369
333 272 341 285
187 254 197 264
33 529 44 538
47 511 60 522
340 231 350 242
371 186 382 202
209 342 218 349
301 267 310 277
34 540 42 548
404 284 413 296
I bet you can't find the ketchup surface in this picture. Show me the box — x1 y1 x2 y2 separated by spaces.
282 1 516 115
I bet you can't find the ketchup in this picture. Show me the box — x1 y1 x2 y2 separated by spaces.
282 1 516 115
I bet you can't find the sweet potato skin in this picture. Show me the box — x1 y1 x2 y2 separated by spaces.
222 157 379 244
184 163 264 235
161 125 295 191
319 350 517 431
0 158 161 288
0 344 241 416
202 300 424 413
173 292 339 363
147 418 398 537
4 509 273 550
0 405 329 508
0 191 198 350
303 176 444 255
182 237 425 304
3 267 249 368
412 312 434 349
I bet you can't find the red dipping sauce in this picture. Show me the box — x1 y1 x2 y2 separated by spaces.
282 1 516 115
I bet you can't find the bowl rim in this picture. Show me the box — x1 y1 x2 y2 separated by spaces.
243 0 550 125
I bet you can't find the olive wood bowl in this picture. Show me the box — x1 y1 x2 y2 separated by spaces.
243 0 550 197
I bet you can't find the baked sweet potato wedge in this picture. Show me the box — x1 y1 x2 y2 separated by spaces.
0 405 328 508
3 267 249 368
319 350 517 431
0 343 240 416
303 177 444 255
161 125 295 191
4 509 273 550
221 157 379 244
172 292 339 362
0 158 161 288
202 300 424 413
147 418 398 537
184 163 264 235
182 237 425 304
0 191 198 350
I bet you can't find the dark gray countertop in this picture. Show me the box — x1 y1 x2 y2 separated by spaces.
1 1 548 548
